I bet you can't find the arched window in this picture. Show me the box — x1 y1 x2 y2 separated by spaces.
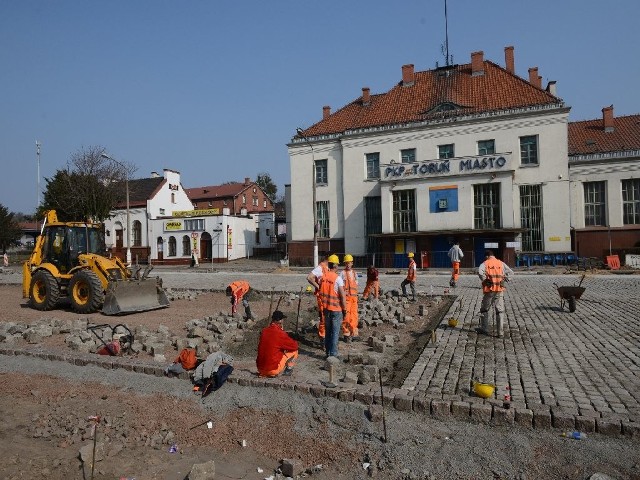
168 236 177 257
182 235 191 256
132 220 142 247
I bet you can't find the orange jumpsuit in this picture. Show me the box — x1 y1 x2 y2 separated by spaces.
227 280 250 315
341 268 359 337
363 266 379 300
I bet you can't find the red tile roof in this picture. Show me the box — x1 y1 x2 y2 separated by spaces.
569 114 640 155
298 60 562 137
185 182 251 201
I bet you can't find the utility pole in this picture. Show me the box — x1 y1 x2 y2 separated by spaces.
36 141 41 210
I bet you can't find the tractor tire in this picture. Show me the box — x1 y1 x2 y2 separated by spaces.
568 296 577 313
69 270 105 314
29 270 60 311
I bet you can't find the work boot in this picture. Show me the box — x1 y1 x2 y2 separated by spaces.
475 327 489 336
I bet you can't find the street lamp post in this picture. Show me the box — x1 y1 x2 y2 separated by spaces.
296 128 318 267
101 153 132 266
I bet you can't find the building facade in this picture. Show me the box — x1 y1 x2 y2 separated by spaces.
288 47 572 267
568 107 640 260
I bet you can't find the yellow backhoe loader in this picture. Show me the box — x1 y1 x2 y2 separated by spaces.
22 210 169 315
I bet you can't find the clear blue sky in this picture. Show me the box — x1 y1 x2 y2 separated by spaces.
2 0 639 214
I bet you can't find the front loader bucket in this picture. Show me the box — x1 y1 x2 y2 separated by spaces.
102 278 170 316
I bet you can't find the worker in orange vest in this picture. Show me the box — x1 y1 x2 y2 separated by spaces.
340 254 359 340
226 280 250 317
447 240 464 287
400 252 417 301
362 264 379 300
306 253 329 338
317 254 347 358
476 250 513 338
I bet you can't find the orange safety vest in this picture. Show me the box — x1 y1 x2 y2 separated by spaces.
342 269 358 297
482 257 505 293
229 280 250 298
319 270 342 311
406 259 416 281
315 261 328 282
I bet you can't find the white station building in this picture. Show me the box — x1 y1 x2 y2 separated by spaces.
288 47 571 267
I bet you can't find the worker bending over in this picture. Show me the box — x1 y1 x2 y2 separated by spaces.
226 280 250 317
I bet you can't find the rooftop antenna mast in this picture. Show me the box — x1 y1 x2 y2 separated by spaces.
443 0 453 66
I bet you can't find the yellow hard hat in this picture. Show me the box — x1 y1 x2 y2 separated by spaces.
343 254 353 263
327 254 340 264
407 252 414 258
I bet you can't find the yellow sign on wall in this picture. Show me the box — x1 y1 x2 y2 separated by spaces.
165 221 183 231
548 236 561 241
173 209 220 217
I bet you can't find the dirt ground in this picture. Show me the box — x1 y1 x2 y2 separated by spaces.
1 283 640 480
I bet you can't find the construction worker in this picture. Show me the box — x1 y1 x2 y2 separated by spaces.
447 240 464 287
362 264 379 300
340 254 359 340
226 280 250 317
318 254 347 358
400 252 417 301
306 253 329 338
256 310 299 377
477 250 513 338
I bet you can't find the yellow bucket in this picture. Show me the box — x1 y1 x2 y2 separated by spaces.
447 318 458 327
473 382 495 399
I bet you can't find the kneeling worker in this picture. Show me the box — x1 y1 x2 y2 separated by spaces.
256 310 299 377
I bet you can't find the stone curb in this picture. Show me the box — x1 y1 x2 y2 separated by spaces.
1 345 637 438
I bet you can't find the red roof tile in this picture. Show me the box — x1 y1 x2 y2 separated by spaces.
569 114 640 155
298 61 561 137
185 182 251 201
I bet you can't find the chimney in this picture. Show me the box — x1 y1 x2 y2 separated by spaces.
546 80 557 96
402 64 415 86
323 105 331 119
602 105 615 133
471 51 484 76
150 171 160 178
244 177 250 186
362 87 370 105
504 46 515 74
528 67 541 88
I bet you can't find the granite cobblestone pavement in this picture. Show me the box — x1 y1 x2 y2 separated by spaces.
3 263 639 432
157 266 640 429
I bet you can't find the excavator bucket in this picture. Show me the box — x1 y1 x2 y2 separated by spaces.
102 278 170 316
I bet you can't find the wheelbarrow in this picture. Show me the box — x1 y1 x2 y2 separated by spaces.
554 274 586 313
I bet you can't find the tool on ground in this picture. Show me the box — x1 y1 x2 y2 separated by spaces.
554 274 586 313
22 210 169 315
379 374 388 443
88 324 134 355
267 287 275 320
189 419 214 430
295 286 303 333
88 415 101 480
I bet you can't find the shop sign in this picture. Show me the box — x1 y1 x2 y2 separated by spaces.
173 208 220 217
165 220 183 231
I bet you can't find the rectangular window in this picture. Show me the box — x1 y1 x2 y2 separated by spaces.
184 219 205 231
159 208 165 215
474 183 501 229
364 196 382 253
520 135 539 165
584 181 606 226
392 190 416 233
622 179 640 225
242 194 246 204
316 201 329 238
520 184 544 251
315 159 328 185
255 227 260 244
252 196 258 206
438 144 454 159
263 199 267 208
401 148 416 163
478 139 495 155
366 153 380 179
